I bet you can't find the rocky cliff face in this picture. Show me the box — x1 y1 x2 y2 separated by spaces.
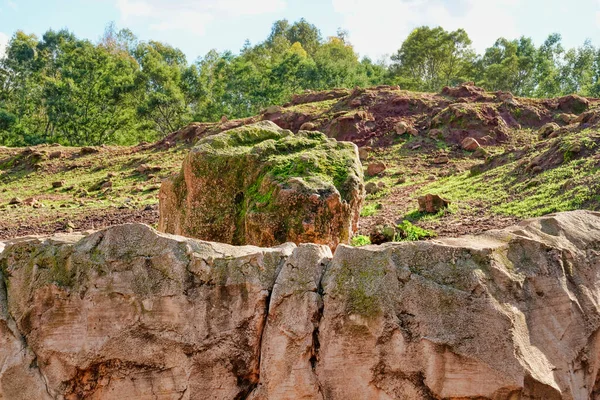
1 210 600 399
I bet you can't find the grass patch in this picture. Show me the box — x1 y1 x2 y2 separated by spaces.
360 202 381 217
396 220 436 241
351 235 371 246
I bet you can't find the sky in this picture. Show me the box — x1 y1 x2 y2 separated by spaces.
1 0 600 62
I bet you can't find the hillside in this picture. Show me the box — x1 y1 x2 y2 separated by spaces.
1 83 599 240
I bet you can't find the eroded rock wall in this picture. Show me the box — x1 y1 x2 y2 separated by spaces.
1 211 600 399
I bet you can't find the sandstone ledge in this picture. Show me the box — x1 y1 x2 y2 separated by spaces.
1 210 600 399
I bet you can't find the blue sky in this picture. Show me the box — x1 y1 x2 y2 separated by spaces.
1 0 600 63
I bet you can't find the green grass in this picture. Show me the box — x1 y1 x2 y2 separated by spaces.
396 220 436 241
419 131 600 218
351 235 371 246
0 144 189 231
360 202 381 217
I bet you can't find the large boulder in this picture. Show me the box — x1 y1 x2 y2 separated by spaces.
2 211 600 399
159 121 364 249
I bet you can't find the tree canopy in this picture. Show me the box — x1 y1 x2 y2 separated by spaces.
1 21 600 146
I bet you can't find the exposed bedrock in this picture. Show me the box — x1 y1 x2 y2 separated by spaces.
1 210 600 399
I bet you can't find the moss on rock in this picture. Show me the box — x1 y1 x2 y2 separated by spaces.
159 121 364 249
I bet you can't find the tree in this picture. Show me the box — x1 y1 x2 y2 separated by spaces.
559 40 595 96
478 37 537 96
43 38 138 145
390 26 475 91
534 33 563 98
310 37 363 89
133 41 190 136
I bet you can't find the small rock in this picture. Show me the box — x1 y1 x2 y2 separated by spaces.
107 172 117 178
496 91 520 106
395 121 409 135
395 121 418 136
433 155 450 164
137 164 162 174
52 180 65 188
22 198 37 206
558 113 578 124
369 224 397 245
264 105 282 114
48 151 63 160
8 197 22 205
538 122 560 138
366 162 386 177
418 194 450 213
365 182 380 195
80 147 100 155
299 122 316 131
358 147 370 160
100 181 113 190
377 181 387 189
461 137 481 151
396 177 406 185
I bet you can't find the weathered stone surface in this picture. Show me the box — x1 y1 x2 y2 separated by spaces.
249 244 332 399
1 211 600 399
0 224 295 400
159 121 364 250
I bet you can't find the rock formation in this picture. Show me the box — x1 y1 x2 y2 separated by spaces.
158 121 364 249
2 210 600 399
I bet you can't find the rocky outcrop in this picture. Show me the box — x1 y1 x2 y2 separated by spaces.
2 211 600 399
158 121 364 250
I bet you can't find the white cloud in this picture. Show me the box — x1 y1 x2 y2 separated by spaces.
0 32 8 59
115 0 286 35
332 0 521 60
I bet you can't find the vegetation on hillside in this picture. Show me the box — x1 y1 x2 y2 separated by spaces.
2 20 600 146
